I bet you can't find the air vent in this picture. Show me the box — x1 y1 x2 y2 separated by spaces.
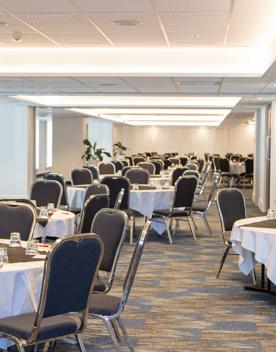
168 12 221 17
111 20 143 26
25 13 73 19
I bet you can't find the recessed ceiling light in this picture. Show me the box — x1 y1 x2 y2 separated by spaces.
111 19 143 26
12 31 22 42
257 97 264 100
191 33 200 39
0 21 8 27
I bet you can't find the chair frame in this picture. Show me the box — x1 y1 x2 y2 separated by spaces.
0 234 104 352
71 168 93 186
31 180 63 208
89 221 150 351
98 162 116 175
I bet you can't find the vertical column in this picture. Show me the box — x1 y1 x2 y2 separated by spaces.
0 105 35 198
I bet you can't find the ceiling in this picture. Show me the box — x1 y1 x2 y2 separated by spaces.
0 0 275 126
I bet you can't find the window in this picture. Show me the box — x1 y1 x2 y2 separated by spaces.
35 110 53 173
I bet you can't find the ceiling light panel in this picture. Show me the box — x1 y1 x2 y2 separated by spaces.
11 95 241 108
127 121 221 126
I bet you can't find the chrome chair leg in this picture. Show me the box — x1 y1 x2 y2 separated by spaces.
111 319 122 342
165 219 173 244
202 213 212 235
187 217 197 241
251 268 256 285
216 242 232 278
129 216 134 245
191 214 198 231
116 318 135 352
75 334 87 352
104 317 121 350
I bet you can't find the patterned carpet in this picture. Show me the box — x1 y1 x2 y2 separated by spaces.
12 187 276 352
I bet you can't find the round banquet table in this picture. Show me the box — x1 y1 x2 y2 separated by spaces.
230 216 276 284
148 176 171 188
0 240 45 350
229 162 246 175
33 209 75 239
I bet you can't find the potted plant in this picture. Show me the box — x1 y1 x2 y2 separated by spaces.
113 141 127 160
82 139 111 165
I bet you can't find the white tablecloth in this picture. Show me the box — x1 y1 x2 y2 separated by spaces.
230 216 276 284
34 209 75 238
149 177 171 188
229 162 246 175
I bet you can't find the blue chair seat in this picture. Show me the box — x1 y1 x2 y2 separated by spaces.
0 313 77 341
89 294 121 316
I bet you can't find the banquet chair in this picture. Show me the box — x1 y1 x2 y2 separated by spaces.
0 234 103 352
183 170 200 179
151 176 198 244
84 165 99 180
0 201 36 241
121 166 140 176
168 157 180 165
114 188 125 210
121 160 129 167
91 209 128 293
133 156 146 165
185 163 198 171
101 176 135 244
197 159 205 173
71 168 93 185
84 184 109 203
78 194 110 234
125 168 150 185
151 160 163 175
137 161 155 175
112 161 124 172
44 173 68 208
179 156 189 166
192 174 219 235
219 158 237 187
239 158 254 188
88 221 150 351
163 159 171 170
99 162 116 175
171 167 188 186
230 154 241 162
216 188 248 279
30 180 62 208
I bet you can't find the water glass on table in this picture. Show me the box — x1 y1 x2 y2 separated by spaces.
9 232 21 247
25 240 39 256
267 209 275 219
47 203 55 217
0 247 8 266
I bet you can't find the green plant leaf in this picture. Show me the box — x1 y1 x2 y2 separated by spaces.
83 139 91 146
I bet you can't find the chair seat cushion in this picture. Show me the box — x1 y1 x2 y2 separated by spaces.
89 294 121 316
192 200 208 212
0 313 78 341
152 208 190 217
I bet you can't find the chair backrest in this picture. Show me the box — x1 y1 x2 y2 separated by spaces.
112 161 124 172
91 209 128 274
31 234 103 342
0 201 36 241
163 159 171 170
173 176 198 210
121 165 140 176
137 162 155 175
99 162 116 175
45 173 68 206
79 195 110 233
179 156 189 166
101 176 130 209
71 168 93 185
151 160 162 175
31 180 62 207
84 184 109 203
183 170 200 178
245 158 254 174
225 153 233 159
168 157 180 165
213 157 221 172
219 158 230 172
133 156 146 165
230 154 241 162
84 165 99 180
185 163 198 171
121 160 129 167
114 188 125 209
197 159 204 173
216 188 246 232
119 221 150 311
171 167 186 186
125 168 150 185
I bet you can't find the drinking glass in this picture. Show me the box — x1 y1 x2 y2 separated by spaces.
0 247 9 265
9 232 21 247
47 203 55 217
267 209 275 219
39 207 48 217
25 240 39 256
31 199 37 208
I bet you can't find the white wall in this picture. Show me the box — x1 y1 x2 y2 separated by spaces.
52 116 86 180
270 100 276 208
0 105 35 197
113 122 255 156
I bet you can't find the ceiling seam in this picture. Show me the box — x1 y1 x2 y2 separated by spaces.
150 0 170 47
69 0 116 47
223 0 235 46
120 77 142 93
0 5 61 46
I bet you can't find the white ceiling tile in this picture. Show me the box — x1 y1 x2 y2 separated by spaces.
168 31 224 46
73 0 153 12
154 0 230 12
0 0 77 13
87 12 160 33
230 11 276 32
227 30 275 46
106 32 166 46
234 0 276 12
160 12 228 31
136 86 177 93
124 77 174 87
46 33 107 46
16 13 98 33
0 33 55 46
0 13 34 33
177 85 219 93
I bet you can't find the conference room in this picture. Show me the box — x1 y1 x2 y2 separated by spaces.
0 0 276 351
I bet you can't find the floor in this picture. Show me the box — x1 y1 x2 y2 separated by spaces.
11 187 276 352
